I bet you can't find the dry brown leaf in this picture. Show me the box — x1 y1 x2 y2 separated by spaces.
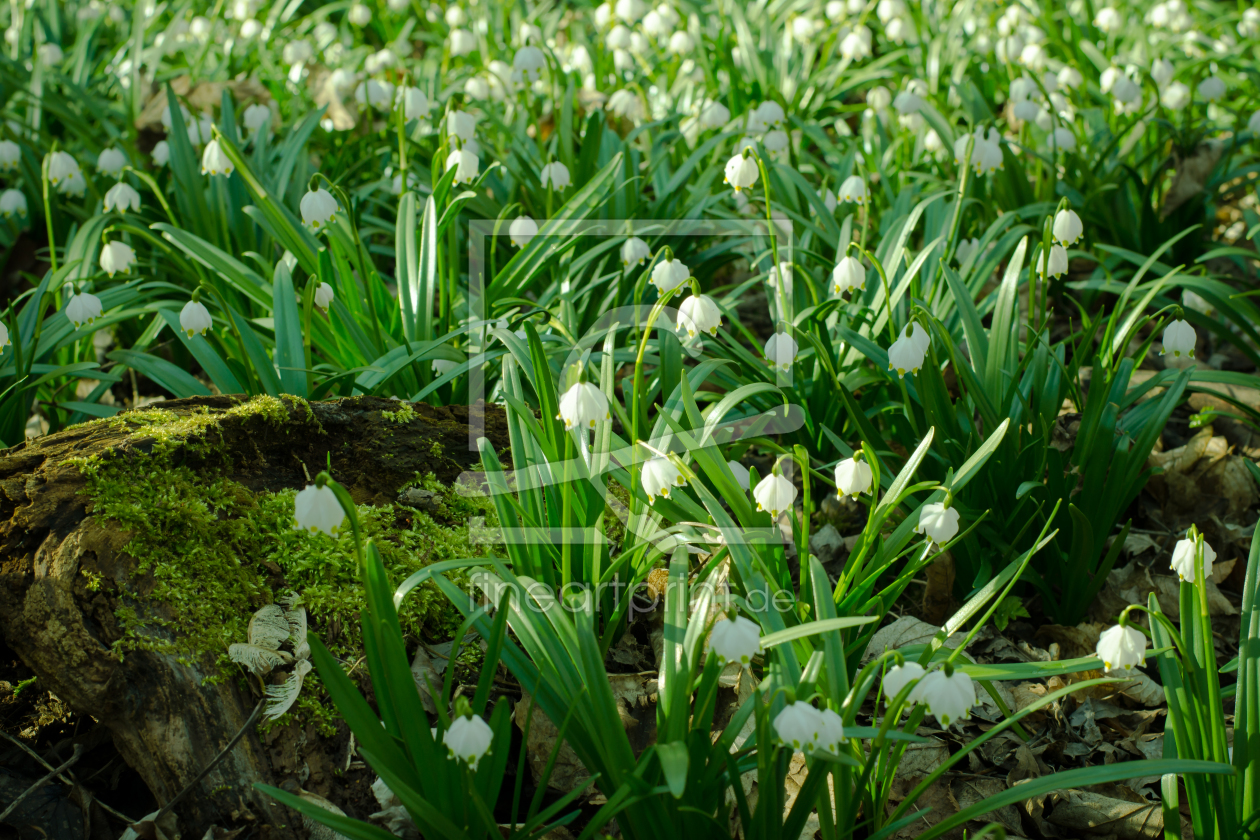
952 777 1024 837
410 645 440 715
864 616 962 660
890 779 962 838
135 76 272 130
1046 788 1163 839
1035 623 1103 660
1160 140 1224 219
922 552 956 625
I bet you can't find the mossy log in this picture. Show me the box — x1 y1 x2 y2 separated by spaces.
0 395 508 837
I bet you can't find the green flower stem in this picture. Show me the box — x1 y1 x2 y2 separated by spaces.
41 153 56 274
751 151 790 323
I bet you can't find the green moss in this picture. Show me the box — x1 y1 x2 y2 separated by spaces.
382 403 418 424
73 402 501 671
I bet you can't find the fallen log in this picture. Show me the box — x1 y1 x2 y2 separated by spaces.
0 395 507 837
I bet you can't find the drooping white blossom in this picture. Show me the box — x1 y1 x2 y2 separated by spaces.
753 472 797 517
556 382 610 430
709 615 762 665
294 483 345 536
1096 624 1147 672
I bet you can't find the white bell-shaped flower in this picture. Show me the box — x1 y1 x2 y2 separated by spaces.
1170 534 1215 582
540 161 571 190
0 189 27 218
1058 66 1083 88
709 615 762 665
882 661 926 701
887 335 925 378
152 141 170 167
817 708 845 754
201 139 234 176
448 28 477 55
724 153 759 193
103 182 141 214
513 45 546 82
831 255 865 297
678 293 722 338
911 668 975 726
608 89 646 122
347 3 371 25
773 702 822 752
65 290 103 329
915 502 960 544
509 216 538 248
97 147 126 177
314 282 335 312
1012 98 1042 123
651 258 690 295
446 148 479 184
697 100 730 129
300 187 338 232
641 456 686 503
1111 76 1141 110
614 0 647 22
443 715 493 769
282 38 313 65
753 472 797 517
976 129 1005 174
1050 127 1077 153
902 322 930 356
839 26 872 60
355 79 395 110
1160 319 1196 361
47 151 81 191
621 236 651 267
1036 243 1068 279
444 5 467 25
59 167 86 198
37 43 63 64
1242 7 1260 36
0 139 19 171
180 300 213 337
838 174 868 205
1094 7 1121 31
294 483 345 536
1162 82 1191 110
399 87 430 120
1151 59 1175 88
1198 76 1226 102
242 103 272 134
727 460 751 490
1052 209 1083 246
665 29 693 54
556 381 610 430
0 321 9 353
762 129 789 157
835 456 873 500
448 110 478 142
764 332 796 372
817 188 838 214
1096 624 1147 673
100 240 136 276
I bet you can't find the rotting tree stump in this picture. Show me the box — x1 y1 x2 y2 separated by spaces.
0 395 508 838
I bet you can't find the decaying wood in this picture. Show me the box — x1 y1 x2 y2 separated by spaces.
0 395 508 837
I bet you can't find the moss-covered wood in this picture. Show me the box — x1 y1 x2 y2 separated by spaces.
0 395 509 838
